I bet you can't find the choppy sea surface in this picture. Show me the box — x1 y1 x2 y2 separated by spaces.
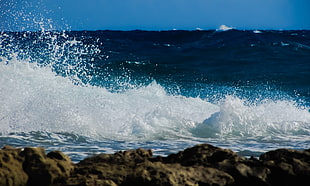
0 29 309 161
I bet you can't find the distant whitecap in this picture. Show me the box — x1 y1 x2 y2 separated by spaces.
253 30 262 34
216 25 234 31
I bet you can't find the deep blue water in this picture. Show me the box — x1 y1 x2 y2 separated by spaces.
0 29 309 161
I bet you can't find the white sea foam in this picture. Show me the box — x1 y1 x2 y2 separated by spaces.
0 58 219 140
200 96 310 137
1 58 309 142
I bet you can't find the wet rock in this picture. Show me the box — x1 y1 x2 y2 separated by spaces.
0 144 309 185
157 144 270 186
0 146 74 186
69 148 233 186
158 143 243 166
0 146 27 186
21 147 74 185
260 149 310 186
217 159 271 186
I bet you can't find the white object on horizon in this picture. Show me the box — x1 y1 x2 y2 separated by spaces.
253 30 262 34
216 25 234 31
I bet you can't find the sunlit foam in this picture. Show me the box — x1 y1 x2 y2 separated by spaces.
0 59 219 140
193 95 310 138
1 58 309 141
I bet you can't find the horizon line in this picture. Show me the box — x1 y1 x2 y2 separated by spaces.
2 28 310 33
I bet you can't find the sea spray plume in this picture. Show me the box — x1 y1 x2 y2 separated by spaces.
0 0 102 85
1 0 142 90
196 95 310 138
30 30 101 85
0 60 220 139
0 0 67 32
0 30 102 85
0 3 105 136
0 28 219 139
1 0 45 31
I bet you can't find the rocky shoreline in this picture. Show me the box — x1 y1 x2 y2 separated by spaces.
0 144 309 186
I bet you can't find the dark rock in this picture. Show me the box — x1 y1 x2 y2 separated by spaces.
158 143 243 166
21 147 74 185
260 149 310 186
0 146 27 186
69 148 233 186
0 144 309 185
158 144 270 186
128 162 234 186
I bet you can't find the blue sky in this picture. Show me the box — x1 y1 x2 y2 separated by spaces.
1 0 309 31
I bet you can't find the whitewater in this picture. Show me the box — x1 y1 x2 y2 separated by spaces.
0 29 309 161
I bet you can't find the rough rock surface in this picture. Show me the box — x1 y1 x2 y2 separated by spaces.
0 144 309 186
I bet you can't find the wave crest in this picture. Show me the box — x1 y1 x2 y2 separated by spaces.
194 96 310 138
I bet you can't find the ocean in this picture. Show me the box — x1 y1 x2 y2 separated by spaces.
0 29 309 162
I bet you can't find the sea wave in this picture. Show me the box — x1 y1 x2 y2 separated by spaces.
1 30 309 160
1 57 309 141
